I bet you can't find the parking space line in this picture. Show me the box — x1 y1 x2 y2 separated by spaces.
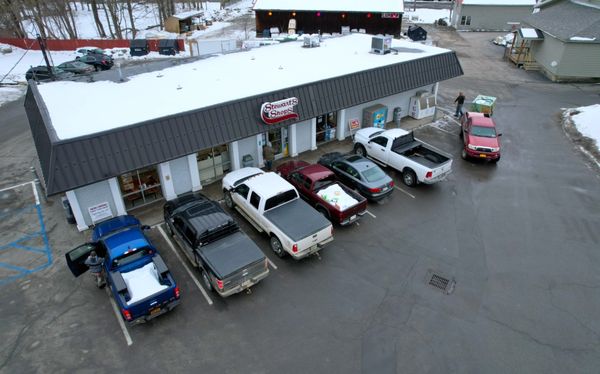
267 258 278 270
394 186 416 199
105 287 133 346
365 210 377 219
430 125 457 136
157 225 214 306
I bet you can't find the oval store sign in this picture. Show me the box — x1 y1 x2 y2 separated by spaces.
261 97 299 125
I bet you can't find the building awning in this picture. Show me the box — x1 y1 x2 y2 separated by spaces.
518 28 544 40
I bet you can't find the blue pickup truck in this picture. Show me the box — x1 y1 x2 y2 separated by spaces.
66 215 180 324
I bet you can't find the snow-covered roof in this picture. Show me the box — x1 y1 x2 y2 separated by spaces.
253 0 403 13
462 0 536 5
170 10 203 20
37 33 450 140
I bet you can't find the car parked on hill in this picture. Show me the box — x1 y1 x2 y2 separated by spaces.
77 53 114 71
459 112 502 162
25 66 73 82
318 152 394 202
57 60 95 74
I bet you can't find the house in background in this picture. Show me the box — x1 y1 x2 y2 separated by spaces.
517 0 600 82
253 0 404 37
451 0 537 31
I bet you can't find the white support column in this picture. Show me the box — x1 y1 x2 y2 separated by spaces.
188 154 202 191
158 161 177 201
66 190 88 231
310 117 317 150
256 134 264 167
230 140 241 170
336 109 347 141
289 124 298 157
108 177 126 216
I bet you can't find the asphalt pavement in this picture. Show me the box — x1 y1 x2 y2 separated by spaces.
1 31 599 374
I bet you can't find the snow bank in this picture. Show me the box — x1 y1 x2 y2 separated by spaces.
571 104 600 146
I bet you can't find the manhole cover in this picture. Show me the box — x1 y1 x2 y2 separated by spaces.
427 272 456 295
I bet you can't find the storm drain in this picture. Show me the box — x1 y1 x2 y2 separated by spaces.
427 273 456 295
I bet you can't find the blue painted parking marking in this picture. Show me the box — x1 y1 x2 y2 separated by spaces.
0 182 52 286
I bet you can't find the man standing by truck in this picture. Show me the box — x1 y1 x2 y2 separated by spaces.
454 91 466 118
263 142 274 171
85 250 105 288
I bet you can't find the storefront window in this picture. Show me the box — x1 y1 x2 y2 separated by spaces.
119 166 162 210
316 112 337 144
197 145 230 184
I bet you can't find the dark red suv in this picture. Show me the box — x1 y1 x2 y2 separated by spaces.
460 112 502 162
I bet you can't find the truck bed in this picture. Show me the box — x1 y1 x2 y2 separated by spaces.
393 142 450 168
264 199 331 242
120 262 168 305
199 231 265 279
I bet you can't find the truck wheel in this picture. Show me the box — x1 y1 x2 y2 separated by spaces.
270 236 286 258
224 191 234 209
201 270 213 291
459 130 463 139
354 144 367 157
491 156 500 163
317 207 330 220
402 169 417 187
461 149 468 160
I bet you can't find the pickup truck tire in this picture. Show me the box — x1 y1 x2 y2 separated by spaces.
354 144 367 157
224 191 234 209
491 156 500 163
270 236 286 258
402 169 417 187
201 270 213 291
461 149 468 160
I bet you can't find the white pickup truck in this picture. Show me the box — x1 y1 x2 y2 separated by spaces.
353 127 452 187
222 169 334 260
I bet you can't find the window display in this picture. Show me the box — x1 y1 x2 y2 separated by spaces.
119 166 162 209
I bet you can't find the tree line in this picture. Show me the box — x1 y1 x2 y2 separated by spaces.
0 0 229 39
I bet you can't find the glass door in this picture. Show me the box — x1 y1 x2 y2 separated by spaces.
266 127 288 160
316 112 337 144
119 166 162 210
197 145 231 184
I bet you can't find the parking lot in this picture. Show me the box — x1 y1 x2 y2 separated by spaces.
1 31 600 373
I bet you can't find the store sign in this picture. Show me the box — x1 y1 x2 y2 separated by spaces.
382 13 400 19
88 202 113 224
349 118 361 131
261 97 299 125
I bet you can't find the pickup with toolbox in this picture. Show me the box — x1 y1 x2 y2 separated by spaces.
66 215 180 324
353 127 452 187
164 192 269 297
223 169 334 259
276 160 367 226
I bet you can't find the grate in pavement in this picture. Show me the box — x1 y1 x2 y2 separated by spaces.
428 273 456 294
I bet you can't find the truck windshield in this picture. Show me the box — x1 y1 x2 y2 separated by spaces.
362 167 386 182
264 189 298 211
112 247 152 268
471 126 497 138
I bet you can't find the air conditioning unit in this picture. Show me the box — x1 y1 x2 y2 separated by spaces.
371 35 392 55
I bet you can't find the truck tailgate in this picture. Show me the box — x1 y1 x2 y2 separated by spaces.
428 159 453 183
296 224 333 252
264 199 331 242
200 231 266 279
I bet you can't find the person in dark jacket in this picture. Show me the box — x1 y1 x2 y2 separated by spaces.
85 250 106 288
454 92 466 118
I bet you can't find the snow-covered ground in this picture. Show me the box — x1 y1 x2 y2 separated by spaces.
403 8 450 24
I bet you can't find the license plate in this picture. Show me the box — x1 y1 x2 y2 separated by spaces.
479 154 487 158
350 215 356 221
150 307 161 316
242 280 252 288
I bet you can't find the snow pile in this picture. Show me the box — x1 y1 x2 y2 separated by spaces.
317 184 358 211
570 104 600 146
121 262 168 305
493 33 514 46
0 86 26 108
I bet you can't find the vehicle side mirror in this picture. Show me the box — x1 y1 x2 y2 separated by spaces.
498 133 503 137
141 225 151 231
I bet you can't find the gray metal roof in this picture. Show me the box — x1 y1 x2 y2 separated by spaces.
26 51 463 196
522 0 600 42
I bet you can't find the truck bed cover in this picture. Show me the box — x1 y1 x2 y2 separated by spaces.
199 231 265 279
264 199 331 242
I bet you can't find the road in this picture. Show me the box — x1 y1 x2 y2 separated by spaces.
1 31 599 374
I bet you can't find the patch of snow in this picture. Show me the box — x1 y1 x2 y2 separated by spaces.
463 0 536 5
0 86 26 108
571 104 600 146
570 36 596 41
520 28 538 38
493 32 515 46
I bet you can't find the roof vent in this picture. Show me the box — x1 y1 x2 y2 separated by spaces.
303 34 320 48
371 35 392 55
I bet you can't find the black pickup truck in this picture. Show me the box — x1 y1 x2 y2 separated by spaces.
164 192 269 297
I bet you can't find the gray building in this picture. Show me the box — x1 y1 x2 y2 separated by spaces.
519 0 600 82
451 0 537 31
25 34 462 231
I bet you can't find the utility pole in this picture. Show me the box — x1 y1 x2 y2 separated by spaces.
37 34 53 79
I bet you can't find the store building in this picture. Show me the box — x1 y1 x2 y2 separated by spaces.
25 33 463 231
253 0 404 37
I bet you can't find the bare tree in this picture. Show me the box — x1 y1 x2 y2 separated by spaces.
0 0 26 38
91 0 107 37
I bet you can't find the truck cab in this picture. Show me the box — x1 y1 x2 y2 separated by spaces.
460 112 502 162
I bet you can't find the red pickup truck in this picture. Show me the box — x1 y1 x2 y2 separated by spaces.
460 112 502 162
277 161 368 226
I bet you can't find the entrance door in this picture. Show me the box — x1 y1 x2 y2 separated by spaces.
119 166 162 210
316 112 337 144
265 128 288 160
